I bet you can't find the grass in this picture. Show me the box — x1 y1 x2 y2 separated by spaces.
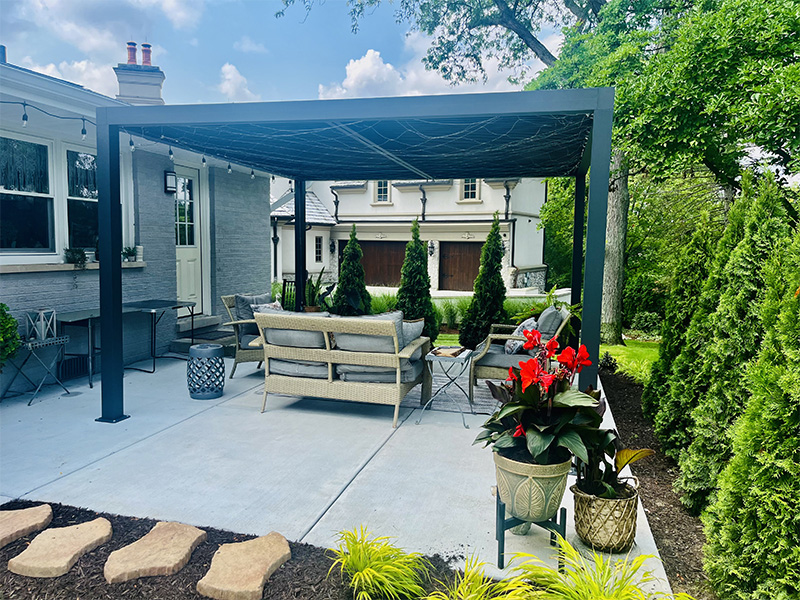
599 339 660 385
433 333 460 347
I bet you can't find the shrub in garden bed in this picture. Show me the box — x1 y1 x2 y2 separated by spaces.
331 224 371 316
396 219 438 339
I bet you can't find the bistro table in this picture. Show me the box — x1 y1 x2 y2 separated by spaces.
416 346 473 429
1 335 71 404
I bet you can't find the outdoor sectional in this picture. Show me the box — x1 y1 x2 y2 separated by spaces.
253 310 432 427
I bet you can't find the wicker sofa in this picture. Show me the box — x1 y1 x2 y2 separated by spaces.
253 311 432 428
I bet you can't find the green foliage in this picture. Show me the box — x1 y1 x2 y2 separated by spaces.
641 213 721 420
502 299 533 324
64 247 87 269
440 300 458 330
630 312 661 335
513 535 695 599
331 224 372 316
622 272 666 330
0 304 21 374
396 220 438 339
539 178 582 290
328 526 429 600
455 297 472 324
677 173 793 513
425 556 530 600
459 215 507 349
370 293 398 315
702 229 800 600
617 360 653 386
122 246 137 260
653 190 750 460
306 268 333 309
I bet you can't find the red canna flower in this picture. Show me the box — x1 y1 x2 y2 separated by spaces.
522 329 542 350
507 367 518 382
576 345 592 373
545 337 559 358
519 358 544 392
512 423 526 437
539 372 556 392
557 346 577 371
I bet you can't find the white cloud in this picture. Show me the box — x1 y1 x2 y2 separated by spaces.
20 56 118 97
234 35 268 54
127 0 204 30
217 63 261 102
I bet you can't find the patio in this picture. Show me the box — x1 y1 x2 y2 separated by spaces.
0 358 670 593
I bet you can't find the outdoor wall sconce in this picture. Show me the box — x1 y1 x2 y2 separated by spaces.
428 240 435 256
329 239 337 253
164 170 177 194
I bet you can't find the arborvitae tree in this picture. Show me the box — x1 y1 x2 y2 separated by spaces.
641 213 720 420
653 191 750 459
459 214 507 349
677 173 792 514
396 219 439 340
702 228 800 600
331 224 371 316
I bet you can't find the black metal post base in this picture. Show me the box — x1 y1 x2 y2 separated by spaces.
496 493 567 570
95 414 130 423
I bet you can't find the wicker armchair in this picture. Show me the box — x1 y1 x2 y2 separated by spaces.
221 295 263 378
468 308 572 403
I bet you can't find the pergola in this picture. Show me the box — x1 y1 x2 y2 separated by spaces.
95 88 614 422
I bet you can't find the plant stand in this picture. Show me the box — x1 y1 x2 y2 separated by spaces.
495 491 566 570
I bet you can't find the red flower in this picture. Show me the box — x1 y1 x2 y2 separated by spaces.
519 358 544 392
545 337 559 358
539 372 556 392
557 346 577 371
522 329 542 350
506 367 518 382
513 424 526 437
576 345 592 373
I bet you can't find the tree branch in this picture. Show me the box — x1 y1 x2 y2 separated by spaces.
491 0 558 67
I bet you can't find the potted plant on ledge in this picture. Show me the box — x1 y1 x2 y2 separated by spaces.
571 428 654 553
475 330 601 524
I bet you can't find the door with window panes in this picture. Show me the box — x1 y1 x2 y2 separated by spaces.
174 169 202 315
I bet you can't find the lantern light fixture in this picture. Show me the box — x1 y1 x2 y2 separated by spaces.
164 170 177 194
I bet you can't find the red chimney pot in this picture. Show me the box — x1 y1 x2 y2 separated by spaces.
141 43 152 66
126 41 137 65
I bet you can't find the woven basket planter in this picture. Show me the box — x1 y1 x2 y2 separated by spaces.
494 453 571 522
571 478 639 553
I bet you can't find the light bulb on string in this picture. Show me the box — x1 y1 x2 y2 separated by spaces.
81 118 87 141
250 169 255 180
227 163 232 174
168 146 174 161
129 135 135 152
22 103 28 127
201 155 207 168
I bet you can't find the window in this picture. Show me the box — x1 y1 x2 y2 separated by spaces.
315 236 323 262
375 180 390 202
174 176 195 246
461 178 479 201
0 136 54 251
67 150 98 249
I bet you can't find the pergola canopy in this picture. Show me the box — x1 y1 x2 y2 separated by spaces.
95 87 614 423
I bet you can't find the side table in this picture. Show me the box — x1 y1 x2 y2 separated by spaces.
417 346 473 428
1 336 70 405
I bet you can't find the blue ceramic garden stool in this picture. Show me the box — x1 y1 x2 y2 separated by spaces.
187 344 225 399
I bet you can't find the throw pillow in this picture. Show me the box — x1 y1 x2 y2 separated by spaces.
402 318 425 345
234 292 271 337
537 305 564 339
256 306 330 348
504 315 538 354
252 301 282 313
335 310 405 353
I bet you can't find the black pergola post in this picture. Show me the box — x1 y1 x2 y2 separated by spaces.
95 110 128 423
570 174 586 309
293 179 306 311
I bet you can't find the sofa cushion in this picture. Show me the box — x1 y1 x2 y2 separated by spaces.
477 344 529 370
335 348 422 375
240 334 261 350
337 359 424 384
234 292 271 338
402 318 425 344
252 301 282 313
537 305 564 339
258 307 330 348
334 310 404 353
268 359 328 379
504 316 538 355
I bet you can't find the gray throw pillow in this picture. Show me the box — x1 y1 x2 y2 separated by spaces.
335 310 405 353
234 292 271 337
258 306 330 348
402 319 425 345
537 305 564 339
504 316 538 354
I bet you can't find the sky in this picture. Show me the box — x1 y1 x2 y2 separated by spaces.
0 0 562 104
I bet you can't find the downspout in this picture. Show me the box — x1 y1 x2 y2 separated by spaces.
330 188 340 223
419 184 427 221
503 181 511 221
271 218 279 278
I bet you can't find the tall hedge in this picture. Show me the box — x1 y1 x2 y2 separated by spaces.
641 213 719 420
676 173 792 514
331 224 372 316
702 228 800 600
459 214 507 349
652 191 749 459
396 220 439 340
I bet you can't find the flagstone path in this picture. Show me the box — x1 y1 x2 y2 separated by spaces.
0 503 52 548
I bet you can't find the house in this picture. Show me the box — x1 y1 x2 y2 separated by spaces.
269 176 548 293
0 43 271 396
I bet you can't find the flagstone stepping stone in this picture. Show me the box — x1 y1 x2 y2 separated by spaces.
196 532 291 600
104 521 207 583
7 517 112 578
0 504 52 549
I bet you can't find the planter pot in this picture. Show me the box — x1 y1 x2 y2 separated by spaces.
493 453 571 522
571 478 639 553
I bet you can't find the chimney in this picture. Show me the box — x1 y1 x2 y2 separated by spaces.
113 41 165 105
0 45 7 64
141 43 152 66
126 41 137 65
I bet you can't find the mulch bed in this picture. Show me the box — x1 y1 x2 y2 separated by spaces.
0 501 457 600
600 368 718 600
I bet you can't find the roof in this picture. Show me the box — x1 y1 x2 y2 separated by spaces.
102 88 613 181
1 61 126 107
271 191 337 226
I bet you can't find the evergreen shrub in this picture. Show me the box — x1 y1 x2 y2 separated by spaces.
459 214 507 349
702 229 800 600
331 224 371 316
396 220 438 340
0 303 21 373
622 272 666 329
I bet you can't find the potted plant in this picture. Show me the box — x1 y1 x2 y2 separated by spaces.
304 268 334 312
122 246 137 262
475 330 601 523
64 247 87 269
571 428 654 552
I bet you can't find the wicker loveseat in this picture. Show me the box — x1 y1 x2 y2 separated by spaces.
221 294 264 378
253 311 432 428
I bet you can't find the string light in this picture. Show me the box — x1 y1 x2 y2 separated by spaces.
250 169 255 180
80 118 87 141
201 155 207 168
227 163 232 174
22 102 28 127
168 146 174 161
129 135 135 152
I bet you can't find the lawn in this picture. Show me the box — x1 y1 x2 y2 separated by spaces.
600 339 660 384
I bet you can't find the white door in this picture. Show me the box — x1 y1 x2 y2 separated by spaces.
175 170 203 316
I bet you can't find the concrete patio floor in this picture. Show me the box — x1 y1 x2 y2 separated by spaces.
0 357 671 592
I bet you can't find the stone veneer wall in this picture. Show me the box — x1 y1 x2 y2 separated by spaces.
515 266 548 292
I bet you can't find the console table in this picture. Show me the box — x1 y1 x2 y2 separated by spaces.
1 336 70 404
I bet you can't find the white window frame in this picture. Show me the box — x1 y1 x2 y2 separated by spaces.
64 144 99 250
314 235 323 263
459 178 482 203
373 180 392 204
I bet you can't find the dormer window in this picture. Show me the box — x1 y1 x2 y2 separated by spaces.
461 178 480 202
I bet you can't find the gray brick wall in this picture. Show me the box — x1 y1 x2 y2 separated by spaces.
209 167 271 317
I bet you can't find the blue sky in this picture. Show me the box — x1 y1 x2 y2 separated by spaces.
1 0 561 104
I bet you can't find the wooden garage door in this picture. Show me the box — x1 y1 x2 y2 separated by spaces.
343 241 406 286
439 242 482 291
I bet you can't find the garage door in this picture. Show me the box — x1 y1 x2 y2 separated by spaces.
340 241 407 286
439 241 482 291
